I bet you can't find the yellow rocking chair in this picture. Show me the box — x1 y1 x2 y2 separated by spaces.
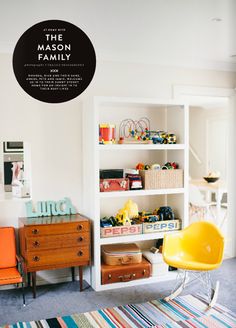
162 221 224 308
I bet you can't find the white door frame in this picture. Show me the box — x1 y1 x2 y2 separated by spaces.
173 85 236 257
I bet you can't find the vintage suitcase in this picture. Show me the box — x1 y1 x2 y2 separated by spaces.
101 257 151 284
101 243 142 265
100 178 129 192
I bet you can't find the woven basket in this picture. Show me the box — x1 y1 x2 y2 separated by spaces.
139 169 183 189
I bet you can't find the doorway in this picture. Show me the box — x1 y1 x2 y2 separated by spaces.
173 85 235 258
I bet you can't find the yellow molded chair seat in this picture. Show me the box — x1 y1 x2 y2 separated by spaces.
162 221 224 308
163 221 224 271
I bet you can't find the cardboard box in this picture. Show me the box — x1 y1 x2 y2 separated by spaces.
101 224 142 238
142 250 169 277
142 219 181 234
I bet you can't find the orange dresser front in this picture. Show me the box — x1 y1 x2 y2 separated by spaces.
19 214 90 297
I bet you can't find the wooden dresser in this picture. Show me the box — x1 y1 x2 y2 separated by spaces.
19 214 90 298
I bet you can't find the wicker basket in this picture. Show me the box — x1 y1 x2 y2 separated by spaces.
139 169 183 189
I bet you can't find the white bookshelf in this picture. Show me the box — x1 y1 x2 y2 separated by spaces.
83 96 189 291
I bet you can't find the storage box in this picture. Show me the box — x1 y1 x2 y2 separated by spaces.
100 178 129 192
100 169 124 179
101 243 142 265
139 169 183 189
101 224 142 238
142 219 181 234
101 257 151 284
142 250 168 277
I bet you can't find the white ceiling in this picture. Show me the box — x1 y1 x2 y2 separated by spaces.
0 0 236 71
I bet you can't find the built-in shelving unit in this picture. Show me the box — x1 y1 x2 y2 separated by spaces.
83 96 189 291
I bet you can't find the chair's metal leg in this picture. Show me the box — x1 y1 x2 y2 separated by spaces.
22 282 26 307
164 270 187 302
208 280 219 308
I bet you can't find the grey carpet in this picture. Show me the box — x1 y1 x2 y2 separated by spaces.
0 258 236 326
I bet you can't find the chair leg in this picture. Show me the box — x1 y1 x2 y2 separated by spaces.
164 270 188 302
165 271 219 308
208 280 220 308
22 282 26 307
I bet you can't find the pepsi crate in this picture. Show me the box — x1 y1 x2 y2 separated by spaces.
142 219 181 234
101 224 142 238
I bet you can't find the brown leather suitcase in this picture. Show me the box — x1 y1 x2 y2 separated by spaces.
101 257 151 284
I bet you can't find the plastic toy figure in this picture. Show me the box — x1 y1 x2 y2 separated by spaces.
167 133 177 144
116 209 132 226
100 216 117 227
156 207 175 221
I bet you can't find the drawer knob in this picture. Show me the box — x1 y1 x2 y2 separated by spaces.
77 250 83 256
32 229 39 235
33 256 40 262
78 236 84 242
33 240 40 247
77 224 83 231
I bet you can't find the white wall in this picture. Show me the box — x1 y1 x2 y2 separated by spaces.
0 53 235 284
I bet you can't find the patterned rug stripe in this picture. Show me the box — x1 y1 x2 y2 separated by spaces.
102 308 124 328
172 298 202 318
114 307 140 328
159 299 198 321
215 313 236 327
135 302 168 325
128 304 156 326
106 308 129 328
118 305 146 327
2 295 236 328
84 312 100 328
211 314 236 328
152 300 187 323
126 304 154 327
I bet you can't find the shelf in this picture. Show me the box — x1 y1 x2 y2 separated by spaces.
98 144 185 151
96 271 178 291
99 230 176 245
99 188 185 198
83 96 189 291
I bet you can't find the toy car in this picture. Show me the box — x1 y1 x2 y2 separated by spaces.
100 216 117 227
156 207 175 221
149 131 168 144
167 133 177 144
138 211 159 222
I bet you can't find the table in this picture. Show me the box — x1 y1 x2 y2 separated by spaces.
19 214 90 298
189 179 227 225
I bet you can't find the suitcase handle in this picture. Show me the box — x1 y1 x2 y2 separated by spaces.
118 273 136 282
118 257 132 265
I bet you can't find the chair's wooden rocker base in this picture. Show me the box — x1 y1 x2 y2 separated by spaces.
164 270 219 308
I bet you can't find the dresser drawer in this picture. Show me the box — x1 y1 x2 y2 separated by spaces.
25 221 89 237
27 246 90 267
26 232 90 251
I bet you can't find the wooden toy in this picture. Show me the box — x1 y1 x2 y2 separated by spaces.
119 117 151 144
99 123 116 144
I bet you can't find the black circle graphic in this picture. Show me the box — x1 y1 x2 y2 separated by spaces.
12 20 96 103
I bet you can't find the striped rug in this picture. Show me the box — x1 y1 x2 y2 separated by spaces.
2 294 236 327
